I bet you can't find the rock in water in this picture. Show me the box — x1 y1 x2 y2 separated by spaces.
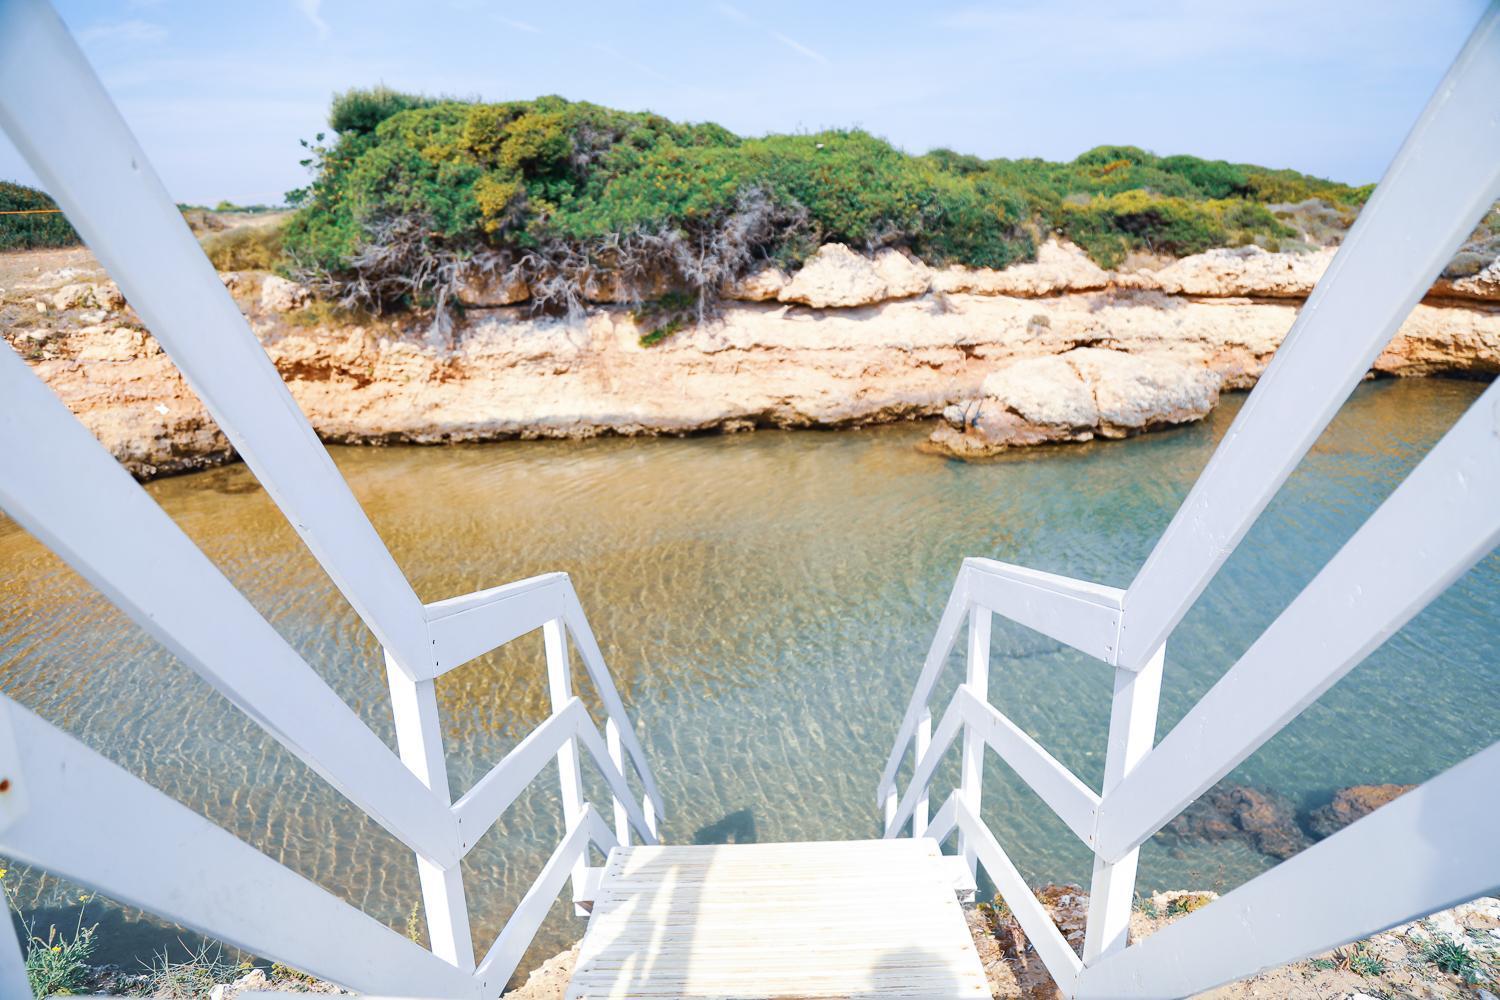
1165 784 1310 860
1308 783 1415 838
925 348 1222 459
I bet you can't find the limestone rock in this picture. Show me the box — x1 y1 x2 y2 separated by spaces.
931 239 1110 297
778 243 929 308
259 274 312 312
1432 256 1500 303
49 281 125 312
581 268 674 304
1308 783 1415 839
1125 245 1336 298
926 348 1221 459
1165 784 1310 860
722 265 790 302
457 266 529 306
504 943 578 998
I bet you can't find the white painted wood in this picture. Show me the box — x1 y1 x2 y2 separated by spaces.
912 707 932 837
1097 380 1500 862
1 895 29 1000
877 580 969 805
573 717 658 845
0 697 477 999
959 688 1100 846
957 609 991 878
387 664 475 972
571 839 989 998
884 689 965 838
545 620 589 912
952 800 1082 992
475 806 617 992
605 719 631 846
0 0 439 682
1081 645 1163 963
560 590 665 823
964 558 1124 662
0 348 458 867
1078 740 1500 999
450 700 586 840
1115 4 1500 670
0 680 27 835
924 791 960 846
424 574 569 676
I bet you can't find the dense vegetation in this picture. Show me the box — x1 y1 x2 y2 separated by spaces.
1 181 79 250
279 88 1372 316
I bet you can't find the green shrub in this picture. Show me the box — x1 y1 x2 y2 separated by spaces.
201 223 286 271
0 181 79 250
280 88 1373 316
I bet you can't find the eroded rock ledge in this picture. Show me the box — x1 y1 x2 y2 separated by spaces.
3 239 1498 478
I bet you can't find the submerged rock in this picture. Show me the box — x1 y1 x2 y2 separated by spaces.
925 348 1221 459
1307 783 1415 839
1165 784 1310 860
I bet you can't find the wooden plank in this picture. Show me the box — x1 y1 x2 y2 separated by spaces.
953 800 1082 992
475 806 616 991
387 665 474 971
963 558 1123 663
1077 740 1500 999
1097 380 1500 862
424 574 569 676
0 348 458 868
1082 646 1163 963
0 0 439 682
0 697 477 999
1114 4 1500 669
571 839 988 999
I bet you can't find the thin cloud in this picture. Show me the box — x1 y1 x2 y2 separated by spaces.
716 3 753 26
771 31 828 65
587 42 672 84
295 0 329 40
78 19 167 45
498 16 542 34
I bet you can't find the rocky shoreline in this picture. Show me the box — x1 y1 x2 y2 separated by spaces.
2 239 1497 479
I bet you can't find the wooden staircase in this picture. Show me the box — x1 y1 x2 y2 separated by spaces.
568 839 990 999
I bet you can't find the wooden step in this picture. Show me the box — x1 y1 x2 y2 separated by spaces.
568 838 990 999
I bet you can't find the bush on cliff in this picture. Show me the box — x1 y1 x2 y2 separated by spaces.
280 90 1369 317
0 181 80 250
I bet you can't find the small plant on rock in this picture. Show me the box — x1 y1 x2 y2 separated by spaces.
1422 936 1481 983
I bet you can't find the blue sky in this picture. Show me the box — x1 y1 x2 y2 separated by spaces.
2 1 1489 205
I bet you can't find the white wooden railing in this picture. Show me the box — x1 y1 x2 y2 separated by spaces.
0 1 663 996
879 6 1500 997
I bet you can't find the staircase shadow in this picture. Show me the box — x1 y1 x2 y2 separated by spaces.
692 808 757 845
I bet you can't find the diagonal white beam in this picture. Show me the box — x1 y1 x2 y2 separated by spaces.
0 0 437 682
1115 3 1500 669
0 347 458 866
0 697 478 999
1097 379 1500 862
1077 740 1500 999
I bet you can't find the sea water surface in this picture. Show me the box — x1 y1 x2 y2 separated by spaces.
2 377 1497 980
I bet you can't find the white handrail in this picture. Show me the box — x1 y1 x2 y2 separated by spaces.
879 10 1500 997
0 347 459 868
1114 3 1500 671
0 698 479 999
1095 378 1500 862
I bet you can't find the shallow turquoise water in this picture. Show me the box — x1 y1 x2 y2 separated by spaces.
1 377 1496 979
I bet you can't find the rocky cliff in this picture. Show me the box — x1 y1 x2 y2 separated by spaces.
3 239 1497 477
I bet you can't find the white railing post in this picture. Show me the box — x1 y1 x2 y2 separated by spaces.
911 707 932 837
604 718 631 847
957 606 992 879
544 619 589 912
1082 643 1164 962
384 656 475 972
